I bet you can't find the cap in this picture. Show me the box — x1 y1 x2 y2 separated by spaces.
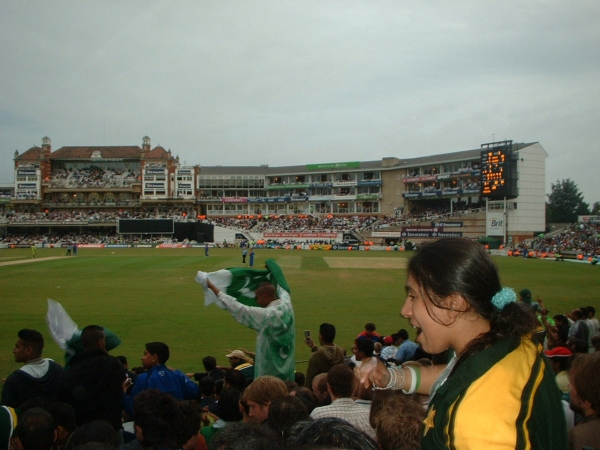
225 350 247 360
383 336 393 345
519 288 532 302
544 347 572 358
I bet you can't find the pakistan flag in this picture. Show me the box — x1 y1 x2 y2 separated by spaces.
198 258 290 308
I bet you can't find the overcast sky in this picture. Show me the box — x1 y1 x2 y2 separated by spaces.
1 1 599 206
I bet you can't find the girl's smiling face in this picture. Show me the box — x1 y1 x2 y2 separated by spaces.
401 275 456 355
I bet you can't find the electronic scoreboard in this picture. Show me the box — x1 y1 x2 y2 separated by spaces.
480 140 517 199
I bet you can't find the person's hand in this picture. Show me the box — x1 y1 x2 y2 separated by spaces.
305 337 315 349
354 357 388 389
369 361 393 389
195 271 208 288
123 377 133 393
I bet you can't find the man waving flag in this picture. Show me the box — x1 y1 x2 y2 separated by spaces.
196 259 295 381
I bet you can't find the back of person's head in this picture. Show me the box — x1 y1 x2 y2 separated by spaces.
286 418 379 450
569 352 600 414
586 306 596 317
134 389 181 448
312 373 328 396
224 369 246 391
81 325 105 351
285 380 299 392
46 402 77 445
354 338 374 358
571 309 583 320
327 364 354 399
176 400 201 450
198 376 215 397
145 342 170 365
375 395 425 450
69 442 116 450
267 396 310 440
218 389 243 422
115 355 128 367
241 376 288 406
18 397 52 412
397 329 409 341
63 420 119 450
16 407 56 450
202 355 217 371
255 282 276 299
408 237 537 358
294 371 306 388
365 323 376 332
17 329 44 356
319 323 336 344
568 338 588 354
290 387 317 414
209 422 277 450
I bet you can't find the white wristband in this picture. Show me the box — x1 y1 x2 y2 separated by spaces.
402 365 418 394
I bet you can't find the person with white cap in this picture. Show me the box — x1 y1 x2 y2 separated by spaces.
225 349 254 382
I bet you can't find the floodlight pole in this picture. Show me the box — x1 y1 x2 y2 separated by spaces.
503 196 507 245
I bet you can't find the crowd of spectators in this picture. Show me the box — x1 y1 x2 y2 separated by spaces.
50 167 140 188
3 304 598 450
2 208 197 224
529 222 599 256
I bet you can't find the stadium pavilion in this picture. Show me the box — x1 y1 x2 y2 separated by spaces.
1 136 547 245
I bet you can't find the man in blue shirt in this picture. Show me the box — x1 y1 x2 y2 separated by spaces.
394 329 419 363
124 342 199 418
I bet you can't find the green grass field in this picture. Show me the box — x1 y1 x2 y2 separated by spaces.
1 246 598 379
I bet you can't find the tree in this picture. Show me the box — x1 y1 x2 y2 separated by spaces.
592 202 600 215
546 179 590 223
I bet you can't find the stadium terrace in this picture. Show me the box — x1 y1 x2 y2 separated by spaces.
1 137 547 246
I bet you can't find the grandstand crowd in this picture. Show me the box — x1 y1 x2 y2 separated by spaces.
2 300 599 450
49 167 140 189
529 222 600 256
2 202 598 259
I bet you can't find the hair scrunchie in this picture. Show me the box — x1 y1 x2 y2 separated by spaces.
491 287 517 310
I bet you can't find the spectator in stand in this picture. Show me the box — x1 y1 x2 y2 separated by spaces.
287 417 379 450
311 373 330 407
57 325 125 431
187 355 225 382
380 334 398 361
197 377 218 414
13 407 56 450
124 342 199 418
310 364 375 439
356 322 380 343
394 329 419 364
241 376 288 424
375 394 425 450
289 386 317 414
366 237 567 449
303 323 345 390
123 389 181 450
568 309 590 345
568 352 600 450
224 349 254 383
200 388 242 446
1 329 63 408
350 338 374 368
176 400 205 450
267 396 310 444
62 420 120 450
45 402 77 450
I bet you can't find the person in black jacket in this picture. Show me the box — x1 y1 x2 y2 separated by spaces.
58 325 126 430
1 329 63 408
